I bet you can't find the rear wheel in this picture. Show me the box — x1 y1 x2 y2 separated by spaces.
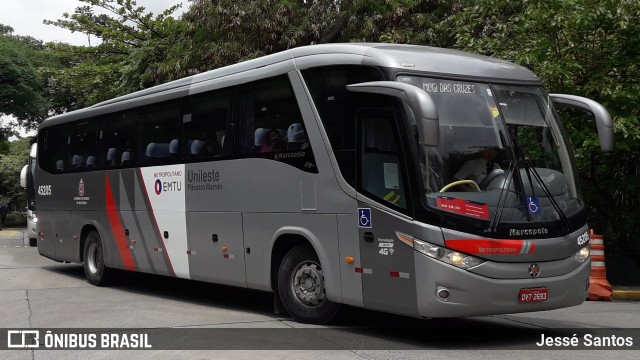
83 231 113 286
277 244 340 324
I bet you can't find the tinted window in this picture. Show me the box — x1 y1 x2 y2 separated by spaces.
39 126 68 174
359 109 408 210
302 66 384 185
102 111 138 168
69 120 99 171
239 75 317 173
182 89 233 161
140 101 181 166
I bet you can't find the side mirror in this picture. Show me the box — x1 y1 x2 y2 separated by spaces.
20 165 28 189
347 81 439 146
550 94 614 152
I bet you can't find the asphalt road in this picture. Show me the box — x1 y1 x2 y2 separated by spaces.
1 228 639 359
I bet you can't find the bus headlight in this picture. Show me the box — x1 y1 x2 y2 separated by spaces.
573 245 590 263
413 239 484 269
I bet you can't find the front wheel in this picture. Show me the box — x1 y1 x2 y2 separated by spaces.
83 231 113 286
277 245 340 324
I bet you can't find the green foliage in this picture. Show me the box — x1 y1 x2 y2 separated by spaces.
0 138 30 208
3 212 27 227
0 28 48 128
42 0 184 100
6 138 31 157
171 0 336 77
43 0 182 50
341 0 457 46
43 43 128 110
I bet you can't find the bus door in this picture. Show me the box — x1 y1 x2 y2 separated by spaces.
356 107 419 316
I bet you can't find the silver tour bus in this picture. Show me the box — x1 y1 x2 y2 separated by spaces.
35 44 613 324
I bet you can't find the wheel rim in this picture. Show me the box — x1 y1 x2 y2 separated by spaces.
87 242 99 274
290 260 326 307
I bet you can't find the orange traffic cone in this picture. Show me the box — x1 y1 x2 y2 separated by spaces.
587 229 613 301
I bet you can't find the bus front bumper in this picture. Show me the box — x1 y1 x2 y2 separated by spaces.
414 254 590 318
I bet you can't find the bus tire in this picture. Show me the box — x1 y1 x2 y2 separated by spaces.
28 238 37 247
277 244 340 324
83 231 113 286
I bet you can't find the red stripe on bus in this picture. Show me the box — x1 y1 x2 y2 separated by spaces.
444 239 529 255
104 174 136 271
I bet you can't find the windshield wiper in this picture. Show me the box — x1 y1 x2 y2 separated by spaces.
487 160 516 233
522 160 570 230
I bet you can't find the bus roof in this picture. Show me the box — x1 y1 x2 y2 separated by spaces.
40 43 540 129
293 43 539 83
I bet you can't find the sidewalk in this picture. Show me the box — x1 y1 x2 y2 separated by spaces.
0 227 30 247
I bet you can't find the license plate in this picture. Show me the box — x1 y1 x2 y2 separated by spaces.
519 287 548 303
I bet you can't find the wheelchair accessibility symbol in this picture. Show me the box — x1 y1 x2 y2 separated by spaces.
358 208 372 228
527 195 541 215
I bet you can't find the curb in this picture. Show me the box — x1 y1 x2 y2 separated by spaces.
612 289 640 301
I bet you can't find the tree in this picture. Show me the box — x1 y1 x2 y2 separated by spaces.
0 138 31 210
43 43 130 110
338 0 457 46
161 0 457 79
162 0 334 78
42 0 459 104
0 25 48 130
44 0 185 99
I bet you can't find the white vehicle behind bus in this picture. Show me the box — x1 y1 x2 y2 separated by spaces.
20 143 38 246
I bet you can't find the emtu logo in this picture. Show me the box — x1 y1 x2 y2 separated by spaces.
154 179 162 195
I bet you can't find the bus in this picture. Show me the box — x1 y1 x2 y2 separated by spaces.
20 143 38 246
35 44 613 324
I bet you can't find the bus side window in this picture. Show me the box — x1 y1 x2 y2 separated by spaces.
68 120 99 172
39 126 68 174
358 109 408 210
140 101 181 166
238 75 318 173
182 88 233 162
301 66 385 186
102 111 137 168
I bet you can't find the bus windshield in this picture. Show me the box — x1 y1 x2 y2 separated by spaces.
398 76 582 227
